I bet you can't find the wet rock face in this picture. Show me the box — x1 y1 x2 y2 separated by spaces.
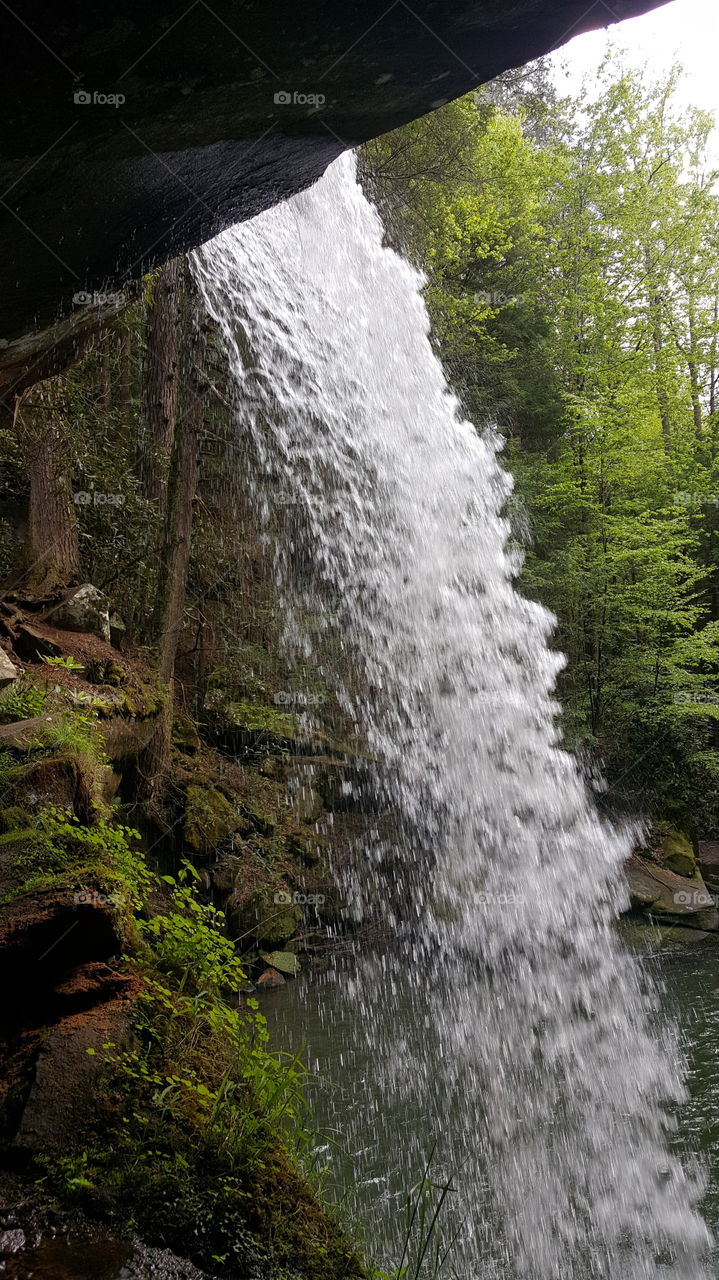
0 0 668 354
0 1225 210 1279
625 854 719 932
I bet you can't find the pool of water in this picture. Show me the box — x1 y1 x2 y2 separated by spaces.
262 928 719 1275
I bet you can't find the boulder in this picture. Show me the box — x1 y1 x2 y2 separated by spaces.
659 826 697 878
109 611 127 648
230 886 301 947
0 1229 25 1255
12 992 137 1154
260 950 301 976
624 855 719 931
14 755 85 815
46 585 111 643
0 649 18 689
698 842 719 898
183 783 248 856
256 967 286 989
14 623 61 662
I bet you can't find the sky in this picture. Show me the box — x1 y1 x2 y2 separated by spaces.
550 0 719 130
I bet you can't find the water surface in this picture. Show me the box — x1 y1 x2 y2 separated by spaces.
263 930 719 1276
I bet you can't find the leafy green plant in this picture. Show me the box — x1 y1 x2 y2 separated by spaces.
67 687 115 711
11 808 149 910
0 676 47 722
144 862 243 994
40 654 85 671
28 711 100 758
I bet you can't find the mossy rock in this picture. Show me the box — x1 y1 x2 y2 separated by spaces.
84 658 126 687
0 826 35 848
184 783 243 856
260 949 301 975
210 852 246 894
100 712 159 761
205 694 295 737
0 806 32 834
203 693 331 760
231 886 301 947
116 674 164 719
238 801 276 836
14 755 81 812
659 825 698 879
172 715 201 755
284 832 326 866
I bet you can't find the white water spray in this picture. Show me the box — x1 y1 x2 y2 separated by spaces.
193 154 710 1277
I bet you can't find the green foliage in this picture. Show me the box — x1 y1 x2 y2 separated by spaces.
40 654 85 671
9 807 148 909
0 676 48 722
46 859 362 1278
28 711 101 760
138 865 312 1152
143 863 244 993
363 55 719 833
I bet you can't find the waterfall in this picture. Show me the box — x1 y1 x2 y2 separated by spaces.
192 154 710 1278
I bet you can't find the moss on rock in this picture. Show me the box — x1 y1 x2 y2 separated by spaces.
183 783 243 856
172 715 201 755
659 825 698 879
231 884 302 947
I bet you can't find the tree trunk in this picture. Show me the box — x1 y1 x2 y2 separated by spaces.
14 381 79 597
643 249 672 446
140 267 208 807
687 293 703 437
140 258 182 512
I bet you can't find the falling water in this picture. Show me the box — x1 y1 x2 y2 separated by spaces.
193 154 711 1277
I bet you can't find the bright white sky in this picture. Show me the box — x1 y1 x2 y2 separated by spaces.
550 0 719 136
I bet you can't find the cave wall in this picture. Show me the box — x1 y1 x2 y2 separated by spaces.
0 0 669 365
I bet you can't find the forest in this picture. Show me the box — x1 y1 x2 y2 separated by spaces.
364 52 719 837
1 41 718 1280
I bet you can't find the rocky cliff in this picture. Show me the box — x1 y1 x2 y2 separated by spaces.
0 0 669 373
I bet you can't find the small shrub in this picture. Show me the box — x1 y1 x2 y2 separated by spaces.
40 654 85 672
0 677 47 722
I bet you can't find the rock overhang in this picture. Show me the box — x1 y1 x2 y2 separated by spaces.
0 0 670 364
